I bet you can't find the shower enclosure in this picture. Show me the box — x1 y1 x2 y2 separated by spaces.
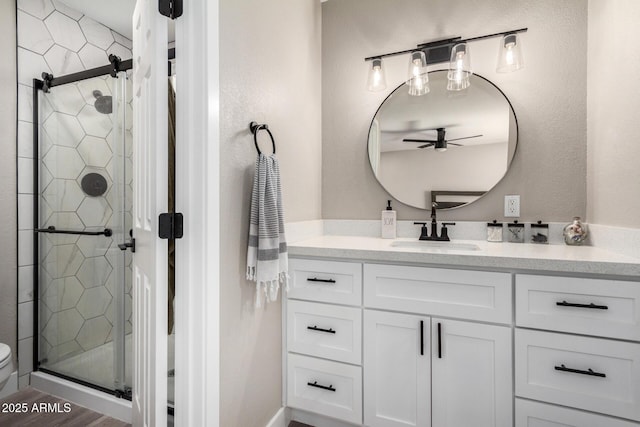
33 61 134 398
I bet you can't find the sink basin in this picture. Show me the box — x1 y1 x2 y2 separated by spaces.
391 240 480 251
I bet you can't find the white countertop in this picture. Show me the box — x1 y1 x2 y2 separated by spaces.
288 236 640 277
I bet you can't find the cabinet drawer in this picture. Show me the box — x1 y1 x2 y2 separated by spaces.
516 274 640 341
364 264 512 324
515 329 640 421
516 399 640 427
287 300 361 365
287 353 362 425
289 259 362 306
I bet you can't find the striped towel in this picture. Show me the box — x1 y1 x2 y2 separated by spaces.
246 153 289 307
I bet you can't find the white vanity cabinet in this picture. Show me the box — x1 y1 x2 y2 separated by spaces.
514 274 640 426
286 258 364 425
362 313 513 427
361 264 514 427
285 256 640 427
363 310 431 427
431 318 512 427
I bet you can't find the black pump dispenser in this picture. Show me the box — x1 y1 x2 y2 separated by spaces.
386 200 393 210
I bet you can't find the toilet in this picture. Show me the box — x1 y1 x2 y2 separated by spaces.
0 343 13 388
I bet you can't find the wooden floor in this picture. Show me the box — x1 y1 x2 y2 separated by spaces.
0 388 130 427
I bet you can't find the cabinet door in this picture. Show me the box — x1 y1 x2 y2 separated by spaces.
364 310 430 427
432 319 512 427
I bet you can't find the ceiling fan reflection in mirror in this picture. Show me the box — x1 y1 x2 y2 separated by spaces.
403 127 482 151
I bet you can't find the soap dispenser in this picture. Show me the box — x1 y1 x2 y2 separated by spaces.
381 200 397 239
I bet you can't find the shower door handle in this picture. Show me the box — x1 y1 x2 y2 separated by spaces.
118 238 136 253
35 226 113 237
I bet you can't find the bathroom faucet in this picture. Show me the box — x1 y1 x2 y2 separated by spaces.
430 202 438 237
413 202 456 241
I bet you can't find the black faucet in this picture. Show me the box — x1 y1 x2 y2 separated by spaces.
413 202 456 241
430 202 439 238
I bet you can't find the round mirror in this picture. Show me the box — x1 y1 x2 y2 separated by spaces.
367 70 518 210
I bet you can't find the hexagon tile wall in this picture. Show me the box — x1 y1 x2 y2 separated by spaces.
16 0 133 388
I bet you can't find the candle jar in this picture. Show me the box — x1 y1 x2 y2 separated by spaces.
563 217 588 245
487 220 503 242
531 221 549 244
507 220 524 243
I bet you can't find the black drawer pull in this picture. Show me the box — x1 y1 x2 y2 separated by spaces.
554 364 606 378
437 322 442 359
307 381 336 392
307 277 336 283
556 301 608 310
420 320 424 356
307 325 336 334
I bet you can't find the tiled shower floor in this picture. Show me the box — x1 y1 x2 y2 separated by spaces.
48 333 175 402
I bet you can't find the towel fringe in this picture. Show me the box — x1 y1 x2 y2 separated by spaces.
246 266 256 281
253 272 289 308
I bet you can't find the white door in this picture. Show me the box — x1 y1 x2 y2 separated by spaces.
364 310 431 427
132 0 169 425
431 319 512 427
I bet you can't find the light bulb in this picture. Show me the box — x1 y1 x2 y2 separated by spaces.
505 44 515 65
367 58 387 92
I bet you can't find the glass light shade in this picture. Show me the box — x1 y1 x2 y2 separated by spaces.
406 51 429 96
435 140 447 152
496 34 523 72
367 58 387 92
447 43 472 91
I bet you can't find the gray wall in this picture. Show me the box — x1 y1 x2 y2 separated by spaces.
322 0 588 222
0 0 17 366
587 0 640 228
219 0 322 425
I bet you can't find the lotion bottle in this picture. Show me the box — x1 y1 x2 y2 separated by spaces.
381 200 397 239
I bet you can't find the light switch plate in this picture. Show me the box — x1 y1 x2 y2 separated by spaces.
504 195 520 217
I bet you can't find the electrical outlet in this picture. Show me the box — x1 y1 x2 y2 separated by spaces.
504 195 520 217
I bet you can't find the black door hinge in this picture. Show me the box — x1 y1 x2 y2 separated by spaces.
159 0 183 19
159 213 184 239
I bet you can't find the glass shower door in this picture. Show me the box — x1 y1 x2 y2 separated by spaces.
36 72 131 395
110 70 134 396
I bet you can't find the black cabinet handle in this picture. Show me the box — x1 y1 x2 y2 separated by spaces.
307 381 336 392
307 277 336 283
554 364 606 378
420 320 424 356
556 300 608 310
307 326 335 334
437 322 442 359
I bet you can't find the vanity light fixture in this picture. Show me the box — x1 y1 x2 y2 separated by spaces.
367 58 387 92
496 33 523 72
446 43 471 91
407 51 430 96
365 27 527 93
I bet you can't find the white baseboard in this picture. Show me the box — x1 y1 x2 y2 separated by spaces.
290 408 360 427
0 371 18 399
266 406 287 427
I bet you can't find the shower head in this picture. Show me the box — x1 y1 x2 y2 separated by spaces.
93 90 113 114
